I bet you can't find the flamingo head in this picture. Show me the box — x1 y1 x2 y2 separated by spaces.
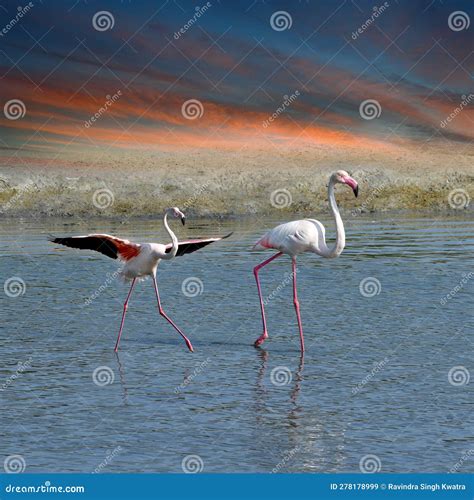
167 206 186 225
333 170 359 198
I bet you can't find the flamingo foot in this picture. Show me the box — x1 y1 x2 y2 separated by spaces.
254 332 268 348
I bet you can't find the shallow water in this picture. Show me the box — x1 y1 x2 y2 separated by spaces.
0 214 473 473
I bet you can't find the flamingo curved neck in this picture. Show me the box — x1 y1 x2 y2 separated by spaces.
323 178 345 258
161 212 178 260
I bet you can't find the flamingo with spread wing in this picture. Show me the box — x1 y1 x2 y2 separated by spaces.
50 207 231 353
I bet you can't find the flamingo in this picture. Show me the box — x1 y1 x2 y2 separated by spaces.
252 170 358 352
50 207 231 353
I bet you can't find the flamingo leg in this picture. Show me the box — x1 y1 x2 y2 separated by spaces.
292 257 305 353
114 278 136 353
152 275 194 352
253 252 283 347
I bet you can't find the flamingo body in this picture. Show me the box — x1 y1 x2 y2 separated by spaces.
121 243 166 280
252 170 359 352
253 219 327 256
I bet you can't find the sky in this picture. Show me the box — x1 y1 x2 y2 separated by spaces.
0 0 473 157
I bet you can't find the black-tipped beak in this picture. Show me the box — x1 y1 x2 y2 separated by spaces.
181 217 186 226
353 185 359 198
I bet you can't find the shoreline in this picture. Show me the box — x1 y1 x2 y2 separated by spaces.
0 208 472 222
1 176 472 218
1 144 473 217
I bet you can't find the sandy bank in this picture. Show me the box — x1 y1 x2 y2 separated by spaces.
1 143 473 217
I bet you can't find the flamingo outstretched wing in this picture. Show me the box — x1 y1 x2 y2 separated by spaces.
49 234 141 260
165 232 233 256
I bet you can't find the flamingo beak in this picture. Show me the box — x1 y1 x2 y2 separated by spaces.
181 216 186 226
344 177 359 198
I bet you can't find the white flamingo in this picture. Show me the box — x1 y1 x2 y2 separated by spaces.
50 207 231 353
252 170 359 352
